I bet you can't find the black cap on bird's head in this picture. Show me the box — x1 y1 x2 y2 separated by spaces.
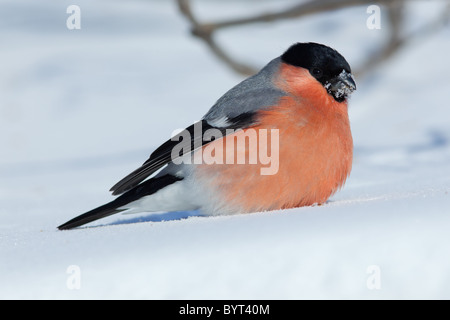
281 42 356 102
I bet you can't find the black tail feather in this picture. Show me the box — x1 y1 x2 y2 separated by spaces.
58 201 125 230
58 174 182 230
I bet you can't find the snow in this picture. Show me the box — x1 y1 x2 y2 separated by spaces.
1 0 450 299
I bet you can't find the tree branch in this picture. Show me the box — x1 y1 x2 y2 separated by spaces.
355 1 450 77
177 0 450 78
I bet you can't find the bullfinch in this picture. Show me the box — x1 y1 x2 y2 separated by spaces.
58 42 356 230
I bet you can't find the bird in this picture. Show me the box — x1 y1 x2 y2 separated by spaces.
58 42 356 230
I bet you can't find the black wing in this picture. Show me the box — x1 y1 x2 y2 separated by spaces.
109 112 256 196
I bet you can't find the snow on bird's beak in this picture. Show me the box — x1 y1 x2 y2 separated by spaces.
327 70 357 99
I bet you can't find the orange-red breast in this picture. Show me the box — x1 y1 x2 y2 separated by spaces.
58 42 356 230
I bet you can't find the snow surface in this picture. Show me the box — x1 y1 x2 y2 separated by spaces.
1 0 449 299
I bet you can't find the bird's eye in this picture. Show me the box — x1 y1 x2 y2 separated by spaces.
312 68 323 77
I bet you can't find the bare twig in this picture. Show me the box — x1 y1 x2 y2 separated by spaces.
177 0 257 75
185 0 402 34
354 1 450 77
177 0 450 78
354 0 406 77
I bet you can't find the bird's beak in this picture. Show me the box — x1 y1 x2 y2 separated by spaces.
327 70 356 99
